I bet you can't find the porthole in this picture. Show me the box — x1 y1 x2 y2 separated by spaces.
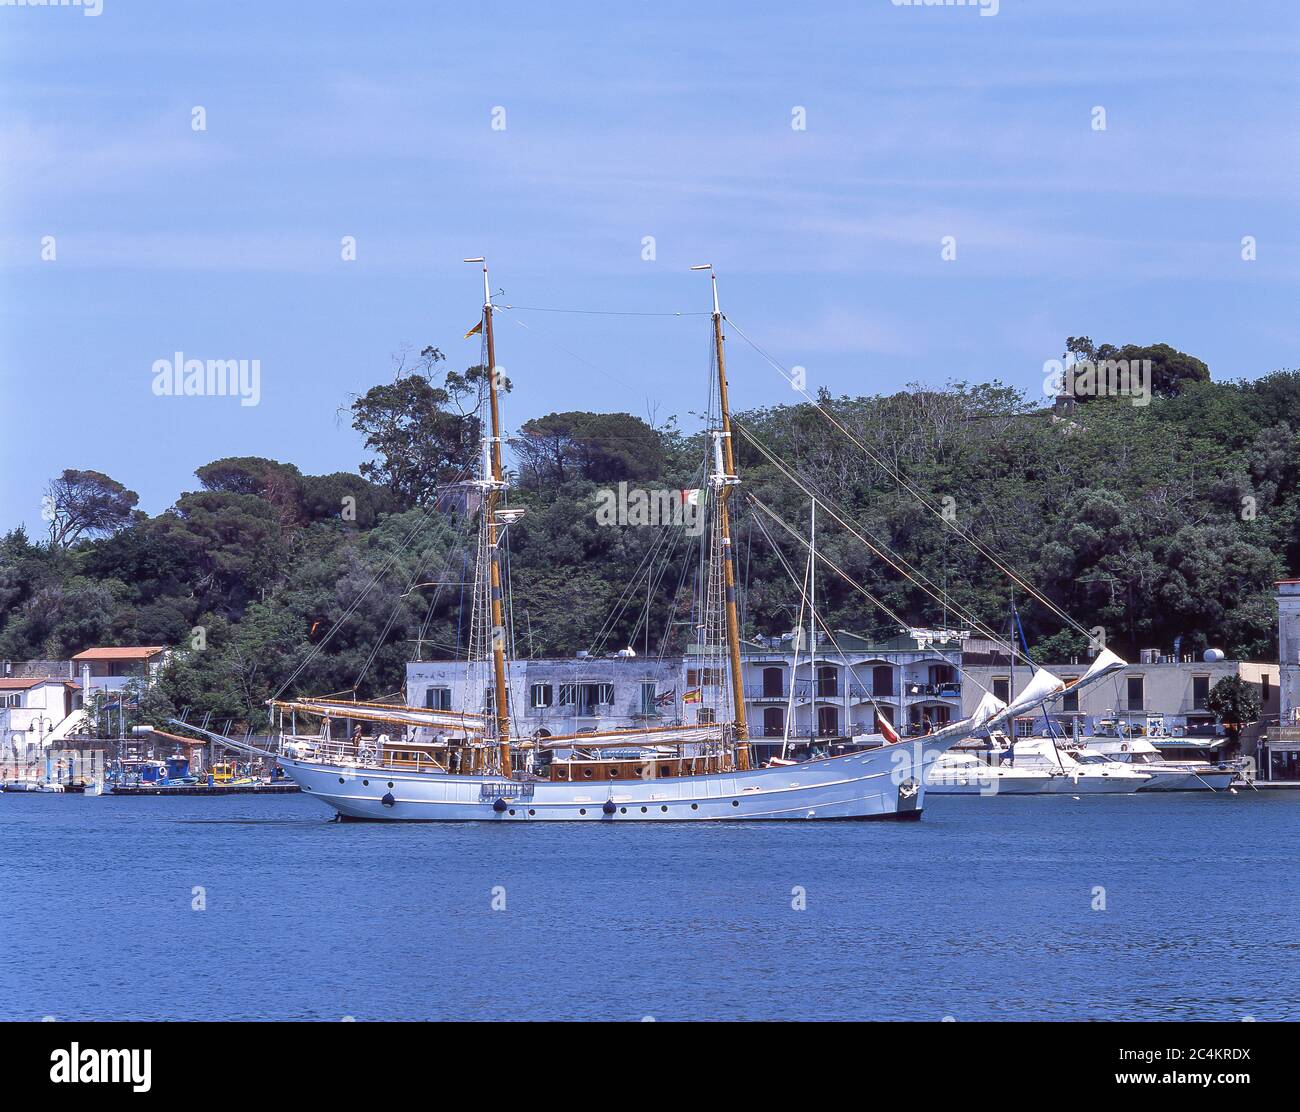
640 806 648 813
732 800 739 807
387 782 394 788
620 807 627 814
661 805 668 813
608 768 618 779
582 768 593 779
690 803 698 810
338 777 345 784
509 809 516 816
362 780 369 786
579 808 587 816
528 809 536 816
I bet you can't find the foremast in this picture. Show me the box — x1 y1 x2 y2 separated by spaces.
467 257 513 777
694 265 751 770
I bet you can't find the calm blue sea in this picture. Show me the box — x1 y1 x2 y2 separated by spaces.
1 790 1295 1021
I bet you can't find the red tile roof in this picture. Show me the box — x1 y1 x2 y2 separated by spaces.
0 677 67 690
71 646 167 661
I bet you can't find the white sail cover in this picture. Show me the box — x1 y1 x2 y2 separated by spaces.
272 698 484 732
971 690 1008 729
1079 647 1126 686
1002 667 1066 720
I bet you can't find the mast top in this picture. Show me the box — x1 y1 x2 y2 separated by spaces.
463 256 490 310
691 263 721 317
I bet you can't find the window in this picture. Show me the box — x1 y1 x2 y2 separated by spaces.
484 686 495 709
424 687 451 711
763 707 784 737
697 707 716 725
1127 676 1144 712
872 666 893 698
993 677 1010 703
530 683 553 709
640 682 657 715
575 683 614 715
816 666 838 698
1192 675 1209 711
558 683 575 706
1062 688 1079 713
687 668 722 687
1015 718 1033 738
761 667 783 698
4 693 20 708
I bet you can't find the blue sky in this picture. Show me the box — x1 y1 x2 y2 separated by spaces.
1 0 1297 535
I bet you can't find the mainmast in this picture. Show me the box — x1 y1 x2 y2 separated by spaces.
465 257 512 776
693 264 750 769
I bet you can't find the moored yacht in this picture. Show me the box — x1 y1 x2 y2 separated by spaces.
1008 738 1150 793
924 750 1054 795
1075 735 1236 791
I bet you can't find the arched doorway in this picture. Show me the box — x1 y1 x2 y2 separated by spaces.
762 667 784 698
763 706 784 737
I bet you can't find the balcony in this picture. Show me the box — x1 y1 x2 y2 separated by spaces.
904 682 962 700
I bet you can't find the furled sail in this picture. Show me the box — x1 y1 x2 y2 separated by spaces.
271 697 484 732
539 723 727 750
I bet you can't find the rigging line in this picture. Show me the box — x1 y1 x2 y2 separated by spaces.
272 497 452 699
724 314 1091 638
494 307 641 395
354 520 456 687
589 457 709 658
587 516 680 659
753 508 986 724
752 511 901 733
499 304 709 317
735 418 1011 650
747 494 996 699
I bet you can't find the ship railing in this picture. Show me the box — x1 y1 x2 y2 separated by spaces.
277 734 516 776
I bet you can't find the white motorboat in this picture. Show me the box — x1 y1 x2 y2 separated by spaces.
1076 736 1236 791
998 738 1150 793
1 779 65 793
923 750 1055 795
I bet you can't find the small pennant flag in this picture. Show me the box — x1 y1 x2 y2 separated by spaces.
464 319 483 340
654 688 676 706
878 716 900 744
679 488 702 507
682 688 702 705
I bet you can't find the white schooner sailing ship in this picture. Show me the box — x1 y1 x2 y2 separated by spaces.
272 260 1127 821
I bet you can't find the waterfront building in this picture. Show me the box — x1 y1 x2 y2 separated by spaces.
71 645 170 695
0 675 81 760
1265 579 1300 780
406 628 968 758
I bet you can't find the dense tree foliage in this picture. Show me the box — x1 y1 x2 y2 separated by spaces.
2 343 1296 730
